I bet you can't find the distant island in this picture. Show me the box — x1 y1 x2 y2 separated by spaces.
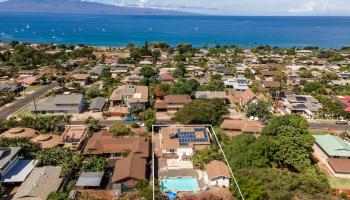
0 0 194 15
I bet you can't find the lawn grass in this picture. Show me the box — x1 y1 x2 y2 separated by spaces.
24 85 44 93
15 106 34 118
328 177 350 189
309 129 328 135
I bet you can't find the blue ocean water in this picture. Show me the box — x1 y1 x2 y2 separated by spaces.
0 13 350 48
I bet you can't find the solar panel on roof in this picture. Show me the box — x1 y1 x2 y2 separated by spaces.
296 96 307 102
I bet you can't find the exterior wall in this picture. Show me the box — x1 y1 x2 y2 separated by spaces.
313 144 350 179
176 148 193 156
209 176 230 188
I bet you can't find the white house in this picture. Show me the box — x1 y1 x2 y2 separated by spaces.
205 160 230 188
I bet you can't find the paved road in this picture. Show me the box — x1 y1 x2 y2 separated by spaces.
309 122 350 131
0 69 81 121
71 119 174 126
70 119 350 131
0 82 58 121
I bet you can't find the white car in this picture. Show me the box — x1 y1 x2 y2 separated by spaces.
336 117 348 125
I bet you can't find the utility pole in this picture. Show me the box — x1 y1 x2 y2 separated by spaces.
32 94 38 118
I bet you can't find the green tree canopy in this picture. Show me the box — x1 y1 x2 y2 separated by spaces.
170 78 200 95
175 98 228 125
140 66 157 78
261 115 314 172
303 82 326 95
110 123 132 136
225 134 269 169
81 156 108 172
246 101 271 119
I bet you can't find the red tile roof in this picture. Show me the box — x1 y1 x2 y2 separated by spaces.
333 96 350 112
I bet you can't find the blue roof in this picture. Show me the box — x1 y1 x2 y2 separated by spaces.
1 159 36 183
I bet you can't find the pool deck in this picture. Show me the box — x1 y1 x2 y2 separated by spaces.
159 168 197 178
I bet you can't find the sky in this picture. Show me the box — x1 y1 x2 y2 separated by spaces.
81 0 350 15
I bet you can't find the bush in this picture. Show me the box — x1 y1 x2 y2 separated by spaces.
110 123 132 136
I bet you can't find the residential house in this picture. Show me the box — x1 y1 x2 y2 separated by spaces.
259 80 281 91
62 125 89 151
214 65 233 77
18 70 37 77
71 74 90 86
139 60 153 66
76 172 104 189
109 85 148 112
89 97 107 112
13 166 62 200
89 65 105 78
154 95 192 113
261 70 276 81
110 64 134 78
220 119 264 135
205 160 230 188
224 75 251 92
313 134 350 178
121 75 142 84
186 66 204 76
281 94 322 119
229 88 266 108
83 130 149 158
111 155 146 187
194 91 227 101
0 82 24 94
156 73 174 84
28 94 85 114
331 79 350 86
235 63 247 75
333 96 350 113
159 126 211 158
17 76 38 86
0 147 36 184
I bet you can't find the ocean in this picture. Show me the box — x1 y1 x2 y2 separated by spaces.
0 13 350 48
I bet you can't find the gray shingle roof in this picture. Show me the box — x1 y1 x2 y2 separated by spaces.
89 65 105 75
89 97 106 110
14 166 62 200
54 94 83 104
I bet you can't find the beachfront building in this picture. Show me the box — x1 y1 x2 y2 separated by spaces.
313 134 350 178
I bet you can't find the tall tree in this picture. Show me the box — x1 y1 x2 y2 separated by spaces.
261 115 314 172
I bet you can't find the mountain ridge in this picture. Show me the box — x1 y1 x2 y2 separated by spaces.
0 0 196 15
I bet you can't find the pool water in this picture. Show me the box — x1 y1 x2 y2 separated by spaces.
161 177 199 192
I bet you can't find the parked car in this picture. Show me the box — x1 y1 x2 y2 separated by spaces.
336 117 348 125
124 116 136 122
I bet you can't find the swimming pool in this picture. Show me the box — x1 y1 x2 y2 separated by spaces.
161 177 199 192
